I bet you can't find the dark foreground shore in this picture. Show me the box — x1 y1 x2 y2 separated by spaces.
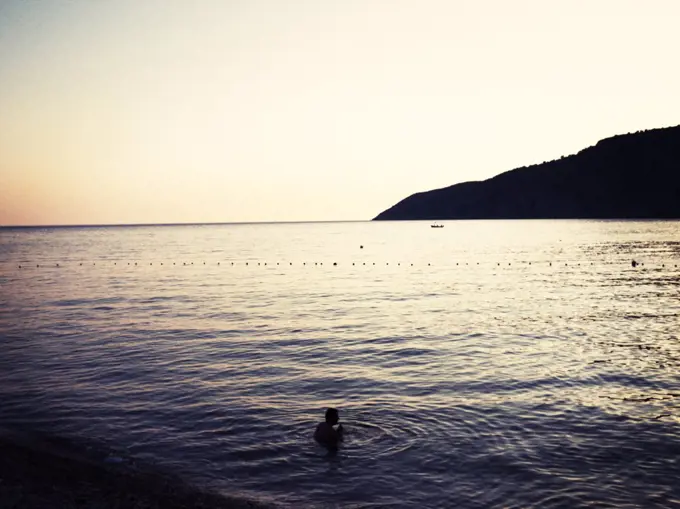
0 430 272 509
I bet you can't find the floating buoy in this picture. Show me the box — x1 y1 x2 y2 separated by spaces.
632 260 638 268
360 245 363 249
333 262 337 266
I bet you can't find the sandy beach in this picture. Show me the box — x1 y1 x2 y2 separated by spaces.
0 430 270 509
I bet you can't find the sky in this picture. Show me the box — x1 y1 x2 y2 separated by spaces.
1 0 679 225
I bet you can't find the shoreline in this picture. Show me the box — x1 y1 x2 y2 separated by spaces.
0 428 273 509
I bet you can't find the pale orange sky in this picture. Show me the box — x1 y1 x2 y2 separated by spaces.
1 0 679 225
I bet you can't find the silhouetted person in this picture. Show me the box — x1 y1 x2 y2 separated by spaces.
314 408 343 446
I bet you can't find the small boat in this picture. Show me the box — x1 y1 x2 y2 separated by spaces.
431 223 444 228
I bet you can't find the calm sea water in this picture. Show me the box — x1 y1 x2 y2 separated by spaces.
1 220 679 508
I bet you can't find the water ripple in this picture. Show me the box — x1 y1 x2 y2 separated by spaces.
2 221 680 508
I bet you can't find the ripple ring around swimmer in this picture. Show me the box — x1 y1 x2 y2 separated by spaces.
335 420 419 459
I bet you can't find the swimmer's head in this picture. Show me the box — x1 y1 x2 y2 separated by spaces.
325 407 339 425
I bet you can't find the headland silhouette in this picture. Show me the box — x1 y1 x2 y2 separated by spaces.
374 125 680 220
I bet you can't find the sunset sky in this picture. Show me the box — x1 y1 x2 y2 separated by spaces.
1 0 679 225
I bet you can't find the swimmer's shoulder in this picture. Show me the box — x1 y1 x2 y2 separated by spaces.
314 422 328 440
314 422 339 443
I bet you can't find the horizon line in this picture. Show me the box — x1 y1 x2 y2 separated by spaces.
0 219 375 229
2 218 679 229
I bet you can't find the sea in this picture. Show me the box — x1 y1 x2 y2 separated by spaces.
1 220 679 508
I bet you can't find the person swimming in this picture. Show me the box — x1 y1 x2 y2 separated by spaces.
314 407 344 446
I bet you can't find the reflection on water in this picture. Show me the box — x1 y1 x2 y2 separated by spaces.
1 220 679 508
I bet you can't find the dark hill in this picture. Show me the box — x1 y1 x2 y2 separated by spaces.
373 125 680 220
